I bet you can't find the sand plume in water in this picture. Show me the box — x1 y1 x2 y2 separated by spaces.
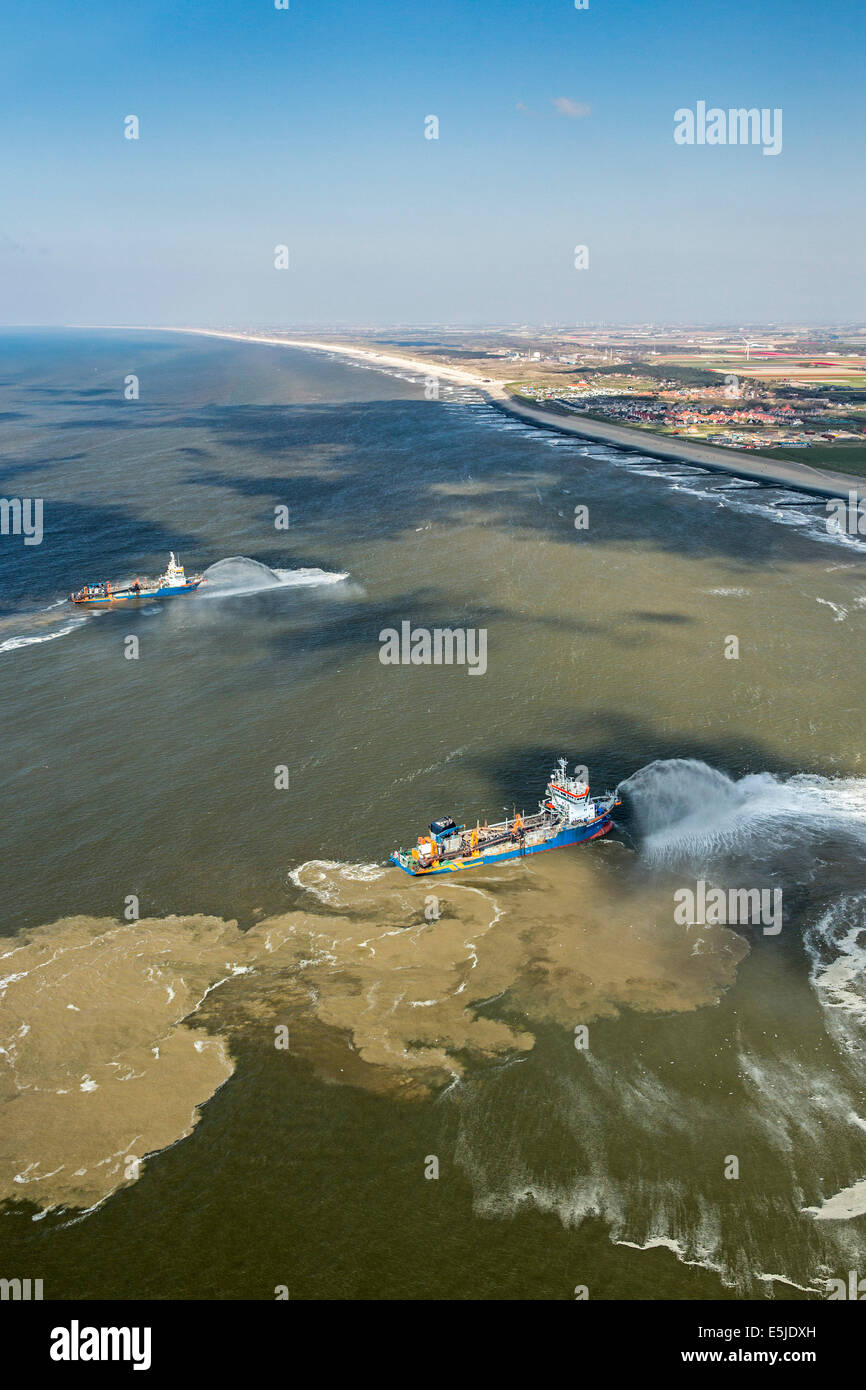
1 847 747 1211
0 914 243 1210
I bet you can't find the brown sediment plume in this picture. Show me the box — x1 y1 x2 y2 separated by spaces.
0 914 243 1211
253 850 748 1072
1 848 747 1210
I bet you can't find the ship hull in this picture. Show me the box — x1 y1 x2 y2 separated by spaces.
392 811 613 876
71 580 203 607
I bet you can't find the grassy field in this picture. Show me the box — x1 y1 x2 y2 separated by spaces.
657 352 866 389
762 444 866 478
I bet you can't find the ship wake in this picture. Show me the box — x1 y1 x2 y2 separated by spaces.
617 757 866 881
200 556 349 597
0 599 95 657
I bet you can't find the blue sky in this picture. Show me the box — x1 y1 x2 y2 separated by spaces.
1 0 864 325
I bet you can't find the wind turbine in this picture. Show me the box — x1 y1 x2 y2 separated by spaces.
742 338 772 361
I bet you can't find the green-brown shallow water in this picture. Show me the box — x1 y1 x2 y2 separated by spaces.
1 329 865 1299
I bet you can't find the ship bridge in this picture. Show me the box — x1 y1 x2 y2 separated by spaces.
546 758 596 824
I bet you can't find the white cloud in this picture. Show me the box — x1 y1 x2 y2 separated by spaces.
551 96 591 118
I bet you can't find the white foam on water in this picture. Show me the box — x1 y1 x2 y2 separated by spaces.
671 481 726 501
0 591 103 655
715 491 866 553
619 759 866 868
805 895 866 1047
804 1179 866 1221
816 597 848 621
474 407 866 554
200 556 349 598
454 1032 864 1292
611 1235 823 1292
288 859 387 906
0 617 88 654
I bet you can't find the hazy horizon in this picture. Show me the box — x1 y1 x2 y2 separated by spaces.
6 320 866 333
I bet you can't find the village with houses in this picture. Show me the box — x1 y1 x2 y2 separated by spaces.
242 322 866 478
509 372 866 455
363 323 866 476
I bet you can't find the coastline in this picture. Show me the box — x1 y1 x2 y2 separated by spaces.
492 394 865 501
153 327 864 502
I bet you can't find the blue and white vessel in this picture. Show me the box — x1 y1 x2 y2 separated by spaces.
70 553 204 607
390 759 619 876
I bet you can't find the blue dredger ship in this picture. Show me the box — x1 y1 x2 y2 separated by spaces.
391 759 619 876
70 553 204 607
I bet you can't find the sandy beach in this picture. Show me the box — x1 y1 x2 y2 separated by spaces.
165 327 487 387
161 327 864 501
